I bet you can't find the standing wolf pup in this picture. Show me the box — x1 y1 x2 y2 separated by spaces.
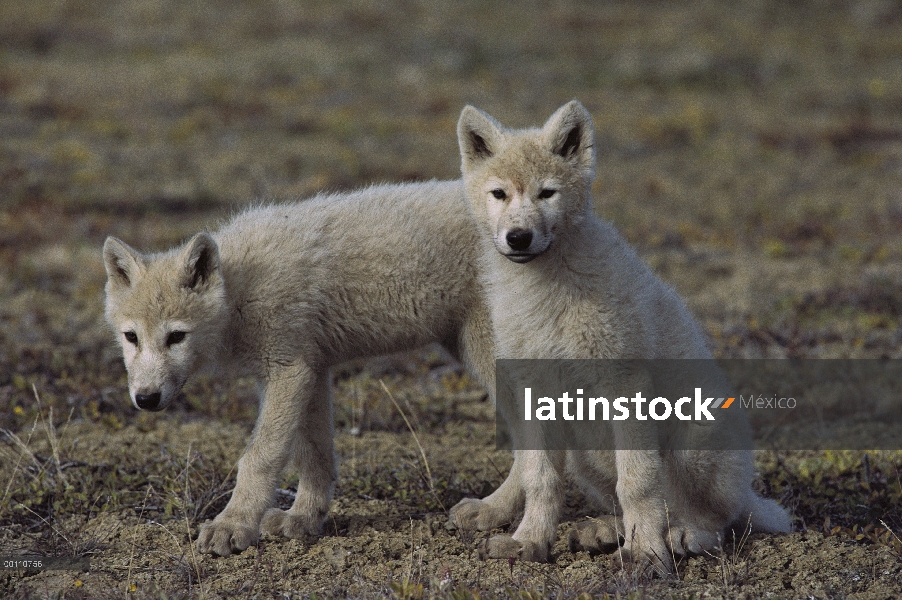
103 182 495 557
449 101 790 569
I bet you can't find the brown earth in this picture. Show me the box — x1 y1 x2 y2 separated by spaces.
2 1 902 598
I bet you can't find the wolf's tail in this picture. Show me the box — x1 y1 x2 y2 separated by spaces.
738 494 792 534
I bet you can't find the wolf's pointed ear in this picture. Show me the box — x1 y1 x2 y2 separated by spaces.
457 105 504 166
180 233 220 291
542 101 596 173
103 236 145 288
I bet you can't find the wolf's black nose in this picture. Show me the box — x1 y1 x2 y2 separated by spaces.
506 229 533 252
135 392 162 410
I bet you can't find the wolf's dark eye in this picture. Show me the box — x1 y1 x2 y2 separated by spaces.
124 331 138 345
166 331 186 347
538 188 557 199
490 189 507 200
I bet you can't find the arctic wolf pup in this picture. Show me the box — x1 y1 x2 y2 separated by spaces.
103 182 494 557
449 101 790 569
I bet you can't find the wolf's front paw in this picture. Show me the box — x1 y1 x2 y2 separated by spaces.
450 498 511 531
568 515 624 554
477 534 548 562
621 530 672 575
197 518 259 556
260 508 322 539
666 524 721 556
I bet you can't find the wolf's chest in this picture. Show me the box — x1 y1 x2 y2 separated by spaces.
488 275 621 360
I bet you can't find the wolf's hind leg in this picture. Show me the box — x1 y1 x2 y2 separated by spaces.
261 371 336 540
568 514 624 554
449 312 528 533
450 451 525 531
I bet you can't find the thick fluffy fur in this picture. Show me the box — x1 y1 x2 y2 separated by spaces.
449 102 791 569
103 182 495 556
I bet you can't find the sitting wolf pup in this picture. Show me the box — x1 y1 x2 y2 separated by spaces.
103 183 495 557
449 101 791 569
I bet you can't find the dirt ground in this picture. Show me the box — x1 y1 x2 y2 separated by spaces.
2 1 902 598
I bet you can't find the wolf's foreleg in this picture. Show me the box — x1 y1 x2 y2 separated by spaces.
479 449 566 562
197 363 317 556
615 446 671 574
